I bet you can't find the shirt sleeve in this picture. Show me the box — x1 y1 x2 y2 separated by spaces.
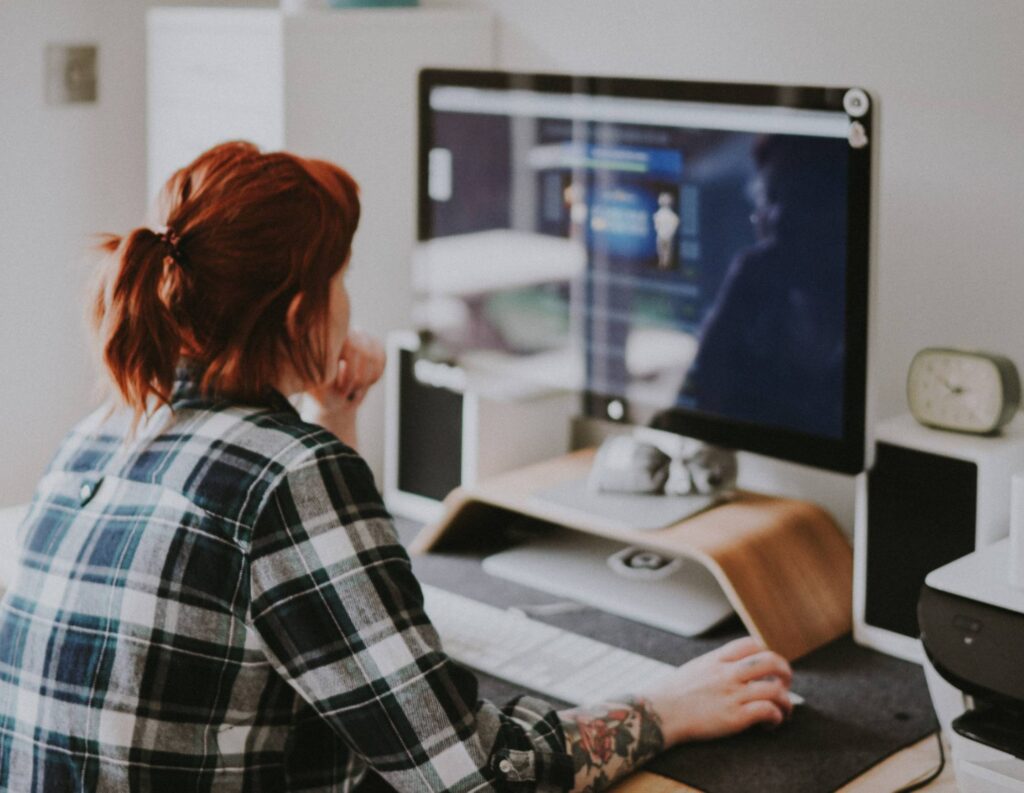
248 439 574 793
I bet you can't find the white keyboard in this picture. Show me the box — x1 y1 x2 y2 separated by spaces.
422 584 674 704
421 585 804 707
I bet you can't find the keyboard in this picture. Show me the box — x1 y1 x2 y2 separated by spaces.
422 584 804 707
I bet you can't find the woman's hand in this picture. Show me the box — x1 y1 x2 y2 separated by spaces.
325 330 386 409
307 330 386 449
641 636 794 746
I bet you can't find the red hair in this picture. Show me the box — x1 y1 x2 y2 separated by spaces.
92 141 360 417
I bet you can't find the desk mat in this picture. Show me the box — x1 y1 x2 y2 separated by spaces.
399 519 939 793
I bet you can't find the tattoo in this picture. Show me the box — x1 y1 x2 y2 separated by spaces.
559 697 665 792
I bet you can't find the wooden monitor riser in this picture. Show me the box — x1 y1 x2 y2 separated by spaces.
411 448 853 662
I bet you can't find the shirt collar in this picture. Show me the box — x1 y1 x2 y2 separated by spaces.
170 359 299 417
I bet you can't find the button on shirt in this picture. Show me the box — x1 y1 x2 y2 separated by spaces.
0 367 573 792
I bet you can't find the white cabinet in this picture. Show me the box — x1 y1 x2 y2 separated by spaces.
147 6 495 475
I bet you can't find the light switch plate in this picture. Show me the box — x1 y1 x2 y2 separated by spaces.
45 44 98 104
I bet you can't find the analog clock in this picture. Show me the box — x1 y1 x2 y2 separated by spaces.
907 348 1021 434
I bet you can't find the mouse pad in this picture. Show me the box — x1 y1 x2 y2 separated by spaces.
402 519 939 793
644 638 938 792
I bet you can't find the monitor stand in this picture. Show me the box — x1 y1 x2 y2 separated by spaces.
482 527 735 636
410 447 855 661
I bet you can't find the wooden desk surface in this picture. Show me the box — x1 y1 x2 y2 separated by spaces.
611 735 956 791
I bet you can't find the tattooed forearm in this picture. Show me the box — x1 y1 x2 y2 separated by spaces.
559 697 665 792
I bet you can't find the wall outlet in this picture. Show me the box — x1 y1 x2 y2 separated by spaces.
45 44 98 104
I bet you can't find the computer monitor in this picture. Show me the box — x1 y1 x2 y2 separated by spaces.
415 69 871 475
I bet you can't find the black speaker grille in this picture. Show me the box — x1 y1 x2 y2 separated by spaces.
397 349 463 502
865 442 977 637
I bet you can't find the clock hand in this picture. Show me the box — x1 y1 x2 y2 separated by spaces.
937 375 965 395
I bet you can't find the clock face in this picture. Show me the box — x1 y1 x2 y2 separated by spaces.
907 349 1018 434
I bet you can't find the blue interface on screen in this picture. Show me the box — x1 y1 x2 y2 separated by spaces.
416 85 851 440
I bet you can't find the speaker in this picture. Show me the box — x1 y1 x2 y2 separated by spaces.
383 331 577 523
853 412 1024 662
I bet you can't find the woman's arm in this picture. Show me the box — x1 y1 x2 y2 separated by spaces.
559 697 664 792
249 442 793 793
249 445 574 792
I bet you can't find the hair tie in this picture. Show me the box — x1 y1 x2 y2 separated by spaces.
154 225 185 267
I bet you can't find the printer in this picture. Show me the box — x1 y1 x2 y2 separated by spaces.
918 536 1024 791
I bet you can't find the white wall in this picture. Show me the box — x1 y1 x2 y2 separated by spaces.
0 1 148 505
0 0 272 506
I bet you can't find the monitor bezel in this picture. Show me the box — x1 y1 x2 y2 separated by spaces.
418 68 871 475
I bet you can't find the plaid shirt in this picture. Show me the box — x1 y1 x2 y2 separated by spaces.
0 367 573 792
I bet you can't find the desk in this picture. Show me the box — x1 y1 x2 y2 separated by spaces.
400 514 957 792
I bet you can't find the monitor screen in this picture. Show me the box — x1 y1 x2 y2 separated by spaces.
415 70 871 473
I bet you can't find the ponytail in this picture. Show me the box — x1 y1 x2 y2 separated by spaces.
93 227 188 419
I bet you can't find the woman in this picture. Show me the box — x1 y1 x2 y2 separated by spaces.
0 142 793 792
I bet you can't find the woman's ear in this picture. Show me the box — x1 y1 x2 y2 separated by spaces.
285 293 303 341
